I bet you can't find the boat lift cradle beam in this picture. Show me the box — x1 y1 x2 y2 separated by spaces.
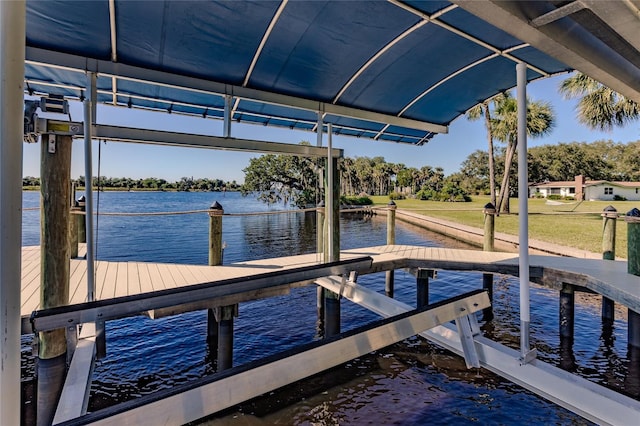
52 290 489 425
316 270 640 426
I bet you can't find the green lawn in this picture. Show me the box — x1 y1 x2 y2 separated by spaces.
371 195 636 258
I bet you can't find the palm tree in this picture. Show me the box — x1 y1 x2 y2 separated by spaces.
559 72 639 131
466 93 506 208
492 94 555 213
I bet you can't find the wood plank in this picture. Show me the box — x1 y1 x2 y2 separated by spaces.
127 262 140 296
69 260 88 305
165 264 188 288
146 263 167 292
114 262 128 298
94 261 108 302
136 263 154 295
100 262 119 300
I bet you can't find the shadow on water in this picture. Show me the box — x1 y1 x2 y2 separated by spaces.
19 192 635 424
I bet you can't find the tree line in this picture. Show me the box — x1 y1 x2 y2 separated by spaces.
22 176 240 192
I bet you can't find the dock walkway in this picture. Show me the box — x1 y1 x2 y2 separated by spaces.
22 244 640 327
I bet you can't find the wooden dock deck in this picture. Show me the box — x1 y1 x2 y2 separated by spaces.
22 244 640 328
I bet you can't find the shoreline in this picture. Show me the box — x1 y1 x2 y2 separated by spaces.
381 208 619 260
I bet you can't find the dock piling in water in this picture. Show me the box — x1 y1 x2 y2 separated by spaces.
38 133 72 425
208 202 238 370
482 203 496 321
626 208 640 348
77 195 86 244
385 201 396 298
416 268 432 308
601 206 617 324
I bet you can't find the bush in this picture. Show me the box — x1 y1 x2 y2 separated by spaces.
388 191 405 200
547 194 563 200
613 194 627 201
341 195 373 206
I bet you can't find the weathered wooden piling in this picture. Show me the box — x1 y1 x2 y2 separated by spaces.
559 283 575 342
68 198 81 258
416 268 430 308
208 201 224 266
482 203 496 321
77 195 86 244
38 133 72 426
627 208 640 349
602 206 617 324
385 200 396 298
316 201 325 257
316 201 326 324
207 202 237 370
214 305 238 371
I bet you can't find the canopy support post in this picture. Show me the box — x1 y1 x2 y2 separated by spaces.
326 124 335 262
223 94 232 138
0 2 25 425
517 62 535 363
84 73 96 302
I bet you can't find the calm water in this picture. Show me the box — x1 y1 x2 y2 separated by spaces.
21 191 637 424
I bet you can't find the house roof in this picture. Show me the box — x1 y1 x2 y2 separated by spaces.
531 180 640 188
23 0 640 146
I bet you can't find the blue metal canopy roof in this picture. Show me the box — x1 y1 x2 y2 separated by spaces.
23 1 639 145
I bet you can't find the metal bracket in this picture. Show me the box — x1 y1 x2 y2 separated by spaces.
519 348 538 365
48 134 56 153
338 271 358 300
455 310 481 368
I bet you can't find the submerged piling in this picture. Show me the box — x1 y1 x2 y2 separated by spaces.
602 206 617 324
416 268 431 308
626 208 640 349
385 201 396 298
482 203 496 321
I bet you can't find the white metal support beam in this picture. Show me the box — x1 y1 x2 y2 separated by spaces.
0 2 25 425
85 73 97 303
517 62 535 363
91 124 343 157
453 0 640 104
326 124 335 261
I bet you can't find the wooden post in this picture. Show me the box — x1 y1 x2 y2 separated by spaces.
38 133 72 426
626 208 640 348
602 206 617 324
416 268 430 308
215 305 237 371
323 157 341 337
69 200 81 259
559 283 575 341
208 201 224 266
77 195 86 244
482 203 496 321
385 200 396 298
316 200 325 257
207 202 223 359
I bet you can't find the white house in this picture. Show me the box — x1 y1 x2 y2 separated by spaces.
529 175 640 201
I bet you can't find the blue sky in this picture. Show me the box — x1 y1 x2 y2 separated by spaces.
22 73 639 183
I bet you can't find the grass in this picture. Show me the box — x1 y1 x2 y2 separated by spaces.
371 195 636 258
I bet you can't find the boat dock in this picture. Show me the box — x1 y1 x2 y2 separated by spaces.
22 243 640 425
22 244 640 324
